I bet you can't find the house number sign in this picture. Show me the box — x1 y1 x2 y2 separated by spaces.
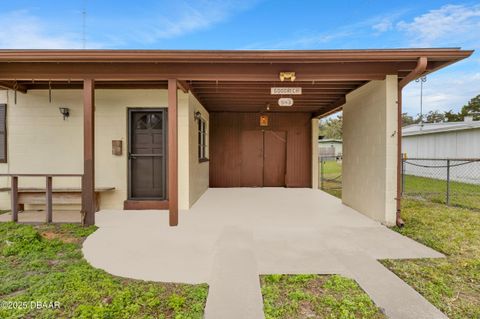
278 97 294 106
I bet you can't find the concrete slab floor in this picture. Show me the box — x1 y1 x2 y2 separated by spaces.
81 188 445 319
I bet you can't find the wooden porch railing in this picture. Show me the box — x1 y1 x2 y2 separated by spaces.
0 174 83 223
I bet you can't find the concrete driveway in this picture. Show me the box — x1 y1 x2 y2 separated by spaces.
83 188 447 319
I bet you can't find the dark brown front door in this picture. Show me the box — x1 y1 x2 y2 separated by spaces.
264 131 287 186
128 109 167 199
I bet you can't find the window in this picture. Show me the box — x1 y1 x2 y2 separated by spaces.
0 104 6 163
136 113 163 130
197 117 208 162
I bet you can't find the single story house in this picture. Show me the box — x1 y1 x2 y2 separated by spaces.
0 49 472 227
318 138 343 157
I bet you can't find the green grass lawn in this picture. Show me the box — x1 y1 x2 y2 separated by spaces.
319 160 342 198
319 162 480 317
0 223 208 319
318 163 480 210
260 274 386 319
403 175 480 210
320 160 342 176
381 200 480 319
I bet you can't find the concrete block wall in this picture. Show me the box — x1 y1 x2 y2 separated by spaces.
342 75 398 225
0 89 209 211
188 94 209 208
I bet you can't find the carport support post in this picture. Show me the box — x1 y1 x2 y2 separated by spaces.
168 79 178 226
82 79 95 226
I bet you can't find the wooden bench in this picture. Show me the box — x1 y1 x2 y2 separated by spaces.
0 187 115 212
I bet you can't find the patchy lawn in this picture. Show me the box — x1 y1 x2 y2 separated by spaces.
260 274 386 319
0 222 208 319
403 175 480 210
381 200 480 319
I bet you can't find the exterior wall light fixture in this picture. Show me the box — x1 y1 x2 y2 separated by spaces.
194 111 202 120
59 107 70 120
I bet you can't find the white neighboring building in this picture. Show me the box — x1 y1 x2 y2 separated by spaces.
318 139 343 157
403 117 480 159
402 117 480 185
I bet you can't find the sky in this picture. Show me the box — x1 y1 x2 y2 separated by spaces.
1 0 479 116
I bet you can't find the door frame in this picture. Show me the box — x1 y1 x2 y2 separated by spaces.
127 107 168 200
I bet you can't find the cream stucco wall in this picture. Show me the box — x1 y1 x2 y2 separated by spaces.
177 93 210 209
0 89 209 211
342 75 398 225
0 91 10 208
188 94 209 207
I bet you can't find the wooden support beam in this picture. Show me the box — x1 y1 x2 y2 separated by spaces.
24 81 168 90
193 88 351 94
0 62 413 81
46 176 52 223
82 79 95 226
0 81 27 93
197 93 342 99
207 107 324 113
11 176 18 222
177 80 190 93
191 82 364 88
312 97 346 118
168 79 178 226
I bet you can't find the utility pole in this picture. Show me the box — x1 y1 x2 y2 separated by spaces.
415 76 427 125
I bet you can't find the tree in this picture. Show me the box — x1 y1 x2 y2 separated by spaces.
458 94 480 120
402 113 417 126
318 115 342 139
444 110 462 122
424 110 445 123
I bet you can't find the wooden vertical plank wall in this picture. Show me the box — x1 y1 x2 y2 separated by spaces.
209 112 312 188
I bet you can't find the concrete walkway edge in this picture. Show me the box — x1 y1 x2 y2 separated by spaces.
339 253 448 319
204 227 265 319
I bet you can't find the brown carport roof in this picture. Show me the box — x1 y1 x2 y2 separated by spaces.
0 48 473 116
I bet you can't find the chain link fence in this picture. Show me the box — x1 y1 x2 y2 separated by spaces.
319 156 480 210
402 157 480 210
319 155 342 198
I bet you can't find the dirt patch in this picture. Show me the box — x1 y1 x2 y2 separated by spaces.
40 231 78 244
3 288 27 299
298 300 316 318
